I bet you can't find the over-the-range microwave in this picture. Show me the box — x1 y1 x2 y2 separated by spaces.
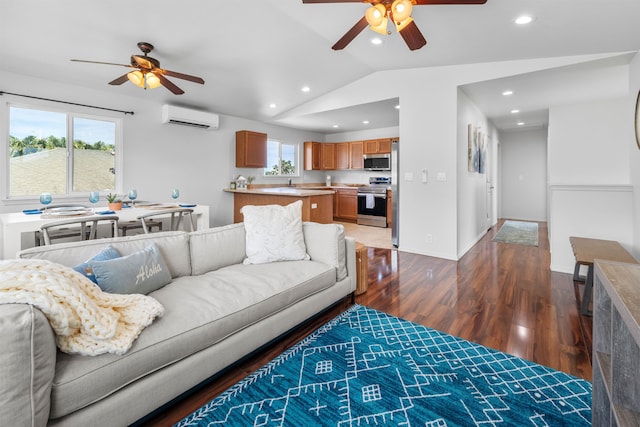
363 153 391 171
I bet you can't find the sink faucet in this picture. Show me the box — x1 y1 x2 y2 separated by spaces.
288 178 292 187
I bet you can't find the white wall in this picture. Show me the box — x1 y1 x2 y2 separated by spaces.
456 89 497 257
0 70 325 227
547 97 634 272
499 128 548 221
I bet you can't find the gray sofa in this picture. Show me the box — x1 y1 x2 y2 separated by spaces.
0 222 356 426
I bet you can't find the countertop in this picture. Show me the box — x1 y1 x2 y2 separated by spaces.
223 187 335 197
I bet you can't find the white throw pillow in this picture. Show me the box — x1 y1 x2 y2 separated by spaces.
241 200 310 264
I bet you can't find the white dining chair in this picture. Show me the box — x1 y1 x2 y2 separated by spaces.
136 208 195 233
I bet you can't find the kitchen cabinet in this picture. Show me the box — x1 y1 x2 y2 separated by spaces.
592 261 640 426
334 188 358 221
336 141 363 170
336 143 350 170
236 130 267 168
350 141 364 169
321 143 336 170
304 142 322 170
363 138 393 154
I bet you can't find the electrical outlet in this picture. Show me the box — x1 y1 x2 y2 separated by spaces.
311 203 317 209
426 234 433 243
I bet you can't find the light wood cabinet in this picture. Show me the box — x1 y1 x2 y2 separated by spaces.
334 188 358 221
593 261 640 426
304 141 322 170
236 130 267 168
350 141 364 169
321 143 336 170
363 138 392 154
336 142 350 170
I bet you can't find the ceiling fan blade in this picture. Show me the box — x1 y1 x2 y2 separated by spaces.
70 59 133 68
332 16 369 50
399 20 427 50
108 74 130 86
157 74 185 95
414 0 487 4
162 69 205 84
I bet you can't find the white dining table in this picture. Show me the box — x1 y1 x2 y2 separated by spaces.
0 204 210 260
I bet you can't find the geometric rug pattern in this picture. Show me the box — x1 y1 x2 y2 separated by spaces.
176 305 591 426
492 220 539 246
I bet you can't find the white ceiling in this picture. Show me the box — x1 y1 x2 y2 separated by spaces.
2 0 640 134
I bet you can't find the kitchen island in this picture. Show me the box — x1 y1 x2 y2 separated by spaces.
224 187 335 224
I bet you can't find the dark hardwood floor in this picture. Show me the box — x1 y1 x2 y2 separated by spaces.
139 219 592 426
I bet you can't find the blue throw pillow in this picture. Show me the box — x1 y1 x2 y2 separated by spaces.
73 245 121 284
89 244 172 295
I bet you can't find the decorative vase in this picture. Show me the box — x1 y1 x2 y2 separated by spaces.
108 202 123 211
247 184 254 190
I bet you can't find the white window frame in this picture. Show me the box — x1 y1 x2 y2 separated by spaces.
3 101 123 202
264 139 299 177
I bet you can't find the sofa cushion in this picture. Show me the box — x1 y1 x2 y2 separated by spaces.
0 304 56 427
47 260 336 419
303 222 348 282
241 200 310 264
90 244 172 295
189 223 246 275
19 231 192 279
73 245 121 284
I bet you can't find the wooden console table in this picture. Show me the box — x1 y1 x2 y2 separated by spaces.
569 236 638 315
592 261 640 426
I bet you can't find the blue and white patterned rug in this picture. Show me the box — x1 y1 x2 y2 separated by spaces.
177 305 591 426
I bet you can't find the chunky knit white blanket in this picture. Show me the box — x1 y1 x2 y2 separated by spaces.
0 259 164 356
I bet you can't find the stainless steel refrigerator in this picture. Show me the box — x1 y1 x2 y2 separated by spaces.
391 139 399 247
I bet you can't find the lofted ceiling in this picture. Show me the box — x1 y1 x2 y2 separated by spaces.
2 0 640 134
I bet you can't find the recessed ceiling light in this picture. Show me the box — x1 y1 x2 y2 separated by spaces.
332 124 339 128
301 86 310 93
269 103 277 109
515 15 534 25
517 122 525 126
511 109 520 114
362 120 370 124
371 38 383 45
502 90 514 96
395 104 400 109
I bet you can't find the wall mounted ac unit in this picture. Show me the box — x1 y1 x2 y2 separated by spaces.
161 105 219 130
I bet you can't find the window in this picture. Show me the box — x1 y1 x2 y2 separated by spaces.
264 139 297 176
7 105 121 198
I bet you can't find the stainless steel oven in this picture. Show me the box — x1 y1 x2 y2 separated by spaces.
357 177 390 228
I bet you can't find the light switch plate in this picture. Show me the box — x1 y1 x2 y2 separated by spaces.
437 172 447 182
405 172 414 181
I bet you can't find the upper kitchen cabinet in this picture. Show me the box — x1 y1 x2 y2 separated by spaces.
236 130 267 168
321 143 336 170
335 141 364 170
304 141 322 170
363 138 392 154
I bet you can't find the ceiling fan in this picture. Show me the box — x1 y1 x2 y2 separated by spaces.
303 0 487 51
70 42 205 95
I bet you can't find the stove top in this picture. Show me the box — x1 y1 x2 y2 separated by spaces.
358 176 392 194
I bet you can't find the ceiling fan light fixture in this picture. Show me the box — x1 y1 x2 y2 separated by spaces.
145 72 162 89
127 70 145 88
366 4 388 34
391 0 413 23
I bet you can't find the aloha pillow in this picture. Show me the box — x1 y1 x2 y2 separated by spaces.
241 200 310 265
73 245 121 284
89 244 172 295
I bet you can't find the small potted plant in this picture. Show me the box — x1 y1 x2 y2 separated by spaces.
106 193 123 210
246 176 256 190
